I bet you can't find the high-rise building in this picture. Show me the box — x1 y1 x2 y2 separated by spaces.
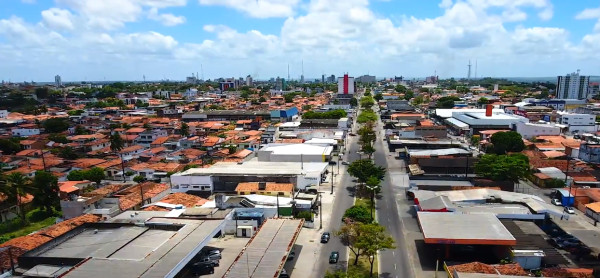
54 75 62 87
356 75 376 83
321 74 325 83
246 75 253 86
556 70 590 99
337 74 355 94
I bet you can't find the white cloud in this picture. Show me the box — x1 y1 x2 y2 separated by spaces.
41 8 75 31
21 0 35 4
198 0 301 18
576 7 600 19
148 8 186 26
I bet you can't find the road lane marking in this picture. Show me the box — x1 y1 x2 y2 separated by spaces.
392 251 395 256
394 264 397 270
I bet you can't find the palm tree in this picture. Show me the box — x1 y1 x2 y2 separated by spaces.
109 132 124 152
1 172 33 223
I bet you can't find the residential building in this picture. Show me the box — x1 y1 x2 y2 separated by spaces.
579 143 600 163
183 110 271 122
556 70 590 99
55 75 62 87
337 74 355 94
0 110 8 118
12 125 40 137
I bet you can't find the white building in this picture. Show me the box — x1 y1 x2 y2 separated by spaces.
558 112 597 133
556 71 590 99
513 121 562 139
0 110 8 118
170 160 328 192
257 143 333 163
246 75 253 86
12 127 40 137
337 74 355 95
450 111 528 135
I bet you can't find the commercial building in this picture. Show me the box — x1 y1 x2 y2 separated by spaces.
170 159 328 193
513 121 562 139
257 143 333 163
448 106 528 135
16 211 226 278
246 75 253 86
356 75 376 83
337 74 355 95
418 212 516 245
385 100 414 111
557 112 597 133
54 75 62 87
183 110 271 122
556 71 590 99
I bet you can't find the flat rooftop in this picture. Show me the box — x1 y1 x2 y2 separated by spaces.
20 213 225 278
417 212 516 245
224 219 303 278
410 180 473 187
175 159 328 176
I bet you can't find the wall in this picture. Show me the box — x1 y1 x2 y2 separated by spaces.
170 175 213 192
514 122 561 139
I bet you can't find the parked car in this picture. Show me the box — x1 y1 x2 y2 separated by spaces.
341 161 350 165
195 257 219 267
287 251 295 261
328 161 337 165
349 133 357 136
329 251 339 264
203 249 222 260
192 263 215 275
551 199 562 206
564 207 576 214
321 232 330 243
279 268 289 278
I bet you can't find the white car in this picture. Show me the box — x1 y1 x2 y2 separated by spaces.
551 199 562 206
564 207 576 214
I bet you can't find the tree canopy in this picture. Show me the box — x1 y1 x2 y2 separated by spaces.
357 110 377 123
43 118 70 133
436 96 461 108
343 205 372 223
490 131 525 154
303 109 347 119
474 153 530 182
32 171 60 213
347 159 386 183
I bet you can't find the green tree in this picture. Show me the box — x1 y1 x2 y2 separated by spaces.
43 118 70 133
347 159 386 184
0 138 22 155
357 110 377 123
360 97 375 109
1 172 32 222
490 131 525 154
404 91 414 101
31 171 59 213
296 211 313 221
544 178 566 188
59 146 78 159
74 125 89 135
48 133 68 144
436 96 461 108
474 153 530 183
180 122 190 137
470 135 481 146
350 97 358 107
477 97 489 105
35 87 50 99
343 205 372 223
228 145 237 154
67 170 86 181
357 223 396 277
336 221 364 266
394 85 407 93
85 167 105 185
240 91 250 100
373 93 383 101
259 96 266 103
284 94 295 103
109 133 124 152
133 175 146 183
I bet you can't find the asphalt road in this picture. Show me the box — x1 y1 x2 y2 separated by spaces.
314 117 363 276
373 115 414 278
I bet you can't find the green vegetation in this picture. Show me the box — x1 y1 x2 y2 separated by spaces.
474 153 530 183
180 122 190 137
350 97 358 107
544 178 566 188
43 118 70 133
0 214 57 244
404 91 414 101
373 93 383 101
359 97 375 109
133 175 146 183
109 132 124 152
49 133 69 144
335 221 394 271
67 167 105 185
296 211 313 222
347 159 386 184
0 138 23 154
436 96 461 108
357 110 377 123
303 109 347 119
490 131 525 154
343 205 373 223
31 171 60 214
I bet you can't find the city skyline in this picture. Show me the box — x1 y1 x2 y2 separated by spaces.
2 0 600 81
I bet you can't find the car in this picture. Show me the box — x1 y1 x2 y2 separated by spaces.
287 251 295 261
204 249 222 260
328 161 337 165
195 257 219 267
192 263 215 275
349 133 357 136
564 207 576 214
551 199 562 206
321 232 330 243
279 269 290 278
329 251 339 264
341 161 350 165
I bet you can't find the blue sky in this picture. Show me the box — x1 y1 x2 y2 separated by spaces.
2 0 600 82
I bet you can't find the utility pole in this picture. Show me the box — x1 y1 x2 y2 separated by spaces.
330 164 334 194
276 193 280 217
319 192 323 229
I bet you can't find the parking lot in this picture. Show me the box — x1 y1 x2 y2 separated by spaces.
179 236 250 277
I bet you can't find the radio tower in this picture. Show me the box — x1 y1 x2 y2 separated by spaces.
467 60 472 81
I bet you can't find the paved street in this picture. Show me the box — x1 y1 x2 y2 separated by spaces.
310 115 362 277
373 116 415 278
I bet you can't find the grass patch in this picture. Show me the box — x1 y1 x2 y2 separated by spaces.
348 251 378 278
355 197 374 218
0 211 58 244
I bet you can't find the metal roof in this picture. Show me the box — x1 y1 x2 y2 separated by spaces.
224 219 303 278
417 212 516 245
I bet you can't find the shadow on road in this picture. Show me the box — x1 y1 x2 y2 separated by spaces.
283 244 302 276
345 186 356 197
415 239 437 271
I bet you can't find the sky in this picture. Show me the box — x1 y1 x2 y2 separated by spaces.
2 0 600 82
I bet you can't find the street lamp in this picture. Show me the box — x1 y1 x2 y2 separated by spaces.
330 164 334 195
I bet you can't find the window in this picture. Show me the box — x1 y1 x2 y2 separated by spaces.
181 184 189 188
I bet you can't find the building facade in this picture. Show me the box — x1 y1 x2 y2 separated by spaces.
556 71 590 99
337 74 355 94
